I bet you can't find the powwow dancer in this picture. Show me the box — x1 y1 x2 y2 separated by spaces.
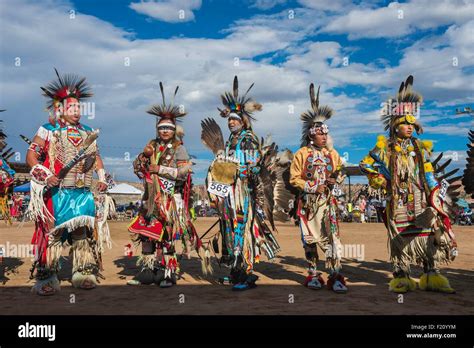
360 75 459 294
289 83 347 293
0 110 16 224
26 69 113 296
128 82 200 288
201 76 281 291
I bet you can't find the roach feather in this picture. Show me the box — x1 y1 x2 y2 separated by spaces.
233 75 239 99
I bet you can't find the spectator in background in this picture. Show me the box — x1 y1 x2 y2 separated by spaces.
359 196 367 223
126 202 135 217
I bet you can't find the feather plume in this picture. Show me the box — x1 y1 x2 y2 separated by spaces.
433 153 463 217
147 82 186 120
233 75 238 100
243 101 262 113
175 124 185 140
272 149 298 222
159 82 165 105
200 118 225 155
258 140 279 230
431 152 443 167
462 130 474 198
435 158 452 173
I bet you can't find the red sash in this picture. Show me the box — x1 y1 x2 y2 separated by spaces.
128 216 164 241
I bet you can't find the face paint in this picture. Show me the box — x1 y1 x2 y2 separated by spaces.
157 125 175 131
228 113 243 133
228 112 242 121
157 119 176 132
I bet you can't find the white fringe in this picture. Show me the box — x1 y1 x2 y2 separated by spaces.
95 194 114 253
50 216 95 234
137 254 156 270
27 181 55 223
46 240 63 270
72 239 96 273
388 220 451 274
200 248 213 275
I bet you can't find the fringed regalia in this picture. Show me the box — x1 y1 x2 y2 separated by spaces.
0 110 15 225
201 76 280 291
128 82 201 288
360 75 459 294
289 83 347 293
27 69 113 295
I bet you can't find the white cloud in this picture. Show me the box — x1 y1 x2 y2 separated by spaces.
250 0 288 10
129 0 202 23
297 0 358 13
321 0 474 39
281 18 474 105
102 156 137 181
1 0 472 184
424 123 472 137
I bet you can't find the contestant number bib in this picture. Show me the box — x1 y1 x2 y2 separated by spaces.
208 181 231 197
331 184 342 197
439 179 449 201
159 176 175 194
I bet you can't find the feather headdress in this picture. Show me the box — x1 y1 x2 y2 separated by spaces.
218 76 262 130
41 68 93 111
147 82 186 120
381 75 423 138
147 82 187 138
300 83 334 147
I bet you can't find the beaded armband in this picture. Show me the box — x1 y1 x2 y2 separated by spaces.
30 164 53 185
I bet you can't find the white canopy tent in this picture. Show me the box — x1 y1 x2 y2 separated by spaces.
108 183 143 195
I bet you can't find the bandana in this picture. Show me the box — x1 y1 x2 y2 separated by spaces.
157 120 176 130
393 114 417 128
309 123 329 135
228 112 242 121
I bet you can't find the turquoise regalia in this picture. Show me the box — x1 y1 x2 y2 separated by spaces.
37 121 97 233
28 68 113 295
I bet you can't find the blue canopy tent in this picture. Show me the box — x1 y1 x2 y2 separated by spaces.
13 182 30 193
456 198 469 208
456 198 470 209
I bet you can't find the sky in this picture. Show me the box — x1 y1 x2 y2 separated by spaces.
0 0 473 184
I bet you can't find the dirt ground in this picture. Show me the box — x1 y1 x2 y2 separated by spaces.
1 218 473 315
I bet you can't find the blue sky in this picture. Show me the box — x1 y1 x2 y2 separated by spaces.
73 0 291 39
0 0 472 184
